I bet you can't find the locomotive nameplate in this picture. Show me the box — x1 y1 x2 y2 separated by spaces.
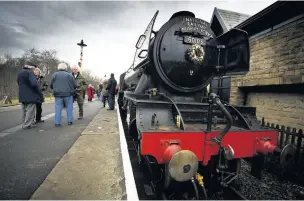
183 17 209 28
181 26 213 38
181 17 213 39
183 36 205 46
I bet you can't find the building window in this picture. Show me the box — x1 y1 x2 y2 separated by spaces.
210 76 231 103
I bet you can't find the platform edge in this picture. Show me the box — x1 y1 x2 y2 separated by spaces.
116 102 139 201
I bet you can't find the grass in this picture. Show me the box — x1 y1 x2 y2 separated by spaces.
0 96 55 107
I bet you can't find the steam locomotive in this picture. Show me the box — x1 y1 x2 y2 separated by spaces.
118 11 296 199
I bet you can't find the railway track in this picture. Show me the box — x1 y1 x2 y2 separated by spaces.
223 186 248 200
237 159 304 200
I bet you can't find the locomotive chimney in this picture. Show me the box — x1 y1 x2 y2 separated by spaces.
169 11 195 20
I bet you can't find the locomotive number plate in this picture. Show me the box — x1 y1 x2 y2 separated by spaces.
183 36 205 46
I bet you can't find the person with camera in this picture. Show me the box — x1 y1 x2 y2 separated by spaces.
33 67 48 123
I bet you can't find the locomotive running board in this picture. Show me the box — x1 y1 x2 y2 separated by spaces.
122 91 267 132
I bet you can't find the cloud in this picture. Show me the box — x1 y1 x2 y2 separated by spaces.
0 0 276 79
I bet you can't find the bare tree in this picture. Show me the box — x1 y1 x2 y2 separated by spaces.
0 48 103 100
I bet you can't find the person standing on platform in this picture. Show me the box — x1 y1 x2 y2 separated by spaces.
17 61 43 129
101 79 108 108
97 83 103 102
86 84 94 102
106 73 117 110
33 67 46 123
50 63 76 127
115 85 120 96
72 64 87 119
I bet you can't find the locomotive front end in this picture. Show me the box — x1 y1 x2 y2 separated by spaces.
151 11 216 93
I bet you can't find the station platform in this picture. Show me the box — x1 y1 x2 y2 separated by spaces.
30 106 138 200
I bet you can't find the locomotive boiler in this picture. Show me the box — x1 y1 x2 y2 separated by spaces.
118 10 296 200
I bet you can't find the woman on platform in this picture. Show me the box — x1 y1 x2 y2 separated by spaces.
86 84 95 102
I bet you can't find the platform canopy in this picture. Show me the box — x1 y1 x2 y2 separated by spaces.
210 7 251 37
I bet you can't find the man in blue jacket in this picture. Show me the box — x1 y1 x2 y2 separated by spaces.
50 63 76 127
17 61 44 129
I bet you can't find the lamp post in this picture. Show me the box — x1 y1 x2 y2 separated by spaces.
77 39 87 68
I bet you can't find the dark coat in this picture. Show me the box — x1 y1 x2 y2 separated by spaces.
36 76 47 102
72 72 87 96
102 80 109 97
37 76 48 92
106 77 117 96
17 67 43 104
50 70 76 97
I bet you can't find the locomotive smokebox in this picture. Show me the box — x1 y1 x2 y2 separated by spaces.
169 11 195 20
122 10 250 95
152 11 216 94
163 144 199 182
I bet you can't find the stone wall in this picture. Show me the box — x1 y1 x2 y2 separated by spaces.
247 92 304 130
230 15 304 130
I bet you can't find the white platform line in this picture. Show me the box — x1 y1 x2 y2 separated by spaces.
116 102 139 201
0 100 93 138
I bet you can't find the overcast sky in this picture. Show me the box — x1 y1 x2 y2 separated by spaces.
0 0 276 79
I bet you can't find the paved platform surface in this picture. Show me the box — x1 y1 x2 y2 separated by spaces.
31 107 127 200
0 99 101 199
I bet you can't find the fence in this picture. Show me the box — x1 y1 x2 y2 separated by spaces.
260 117 304 184
261 117 304 163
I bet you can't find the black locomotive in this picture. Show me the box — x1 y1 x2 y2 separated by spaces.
118 10 295 200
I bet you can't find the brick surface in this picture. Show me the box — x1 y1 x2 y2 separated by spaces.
247 93 304 131
230 16 304 129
